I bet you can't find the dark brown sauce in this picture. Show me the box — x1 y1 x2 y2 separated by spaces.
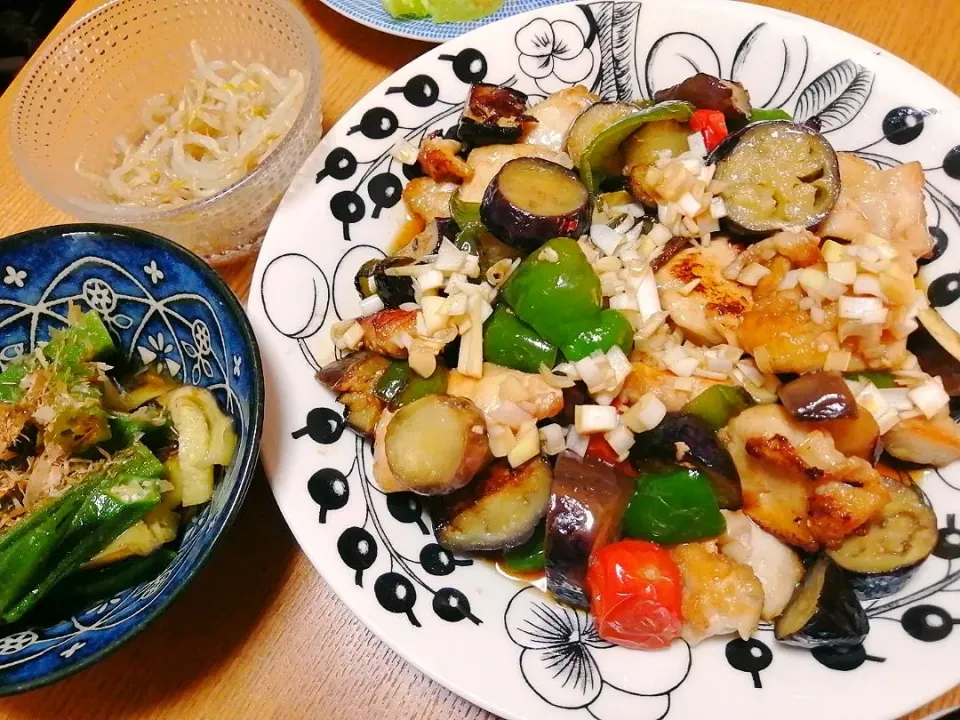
485 557 548 591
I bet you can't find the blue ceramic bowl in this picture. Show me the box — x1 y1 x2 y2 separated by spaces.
0 224 263 694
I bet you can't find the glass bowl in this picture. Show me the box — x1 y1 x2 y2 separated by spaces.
10 0 322 265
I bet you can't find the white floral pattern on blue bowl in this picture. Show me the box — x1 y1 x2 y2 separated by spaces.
0 224 263 695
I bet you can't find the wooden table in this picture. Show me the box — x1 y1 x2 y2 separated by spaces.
0 0 958 717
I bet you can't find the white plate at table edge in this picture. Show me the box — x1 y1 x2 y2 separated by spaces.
248 1 960 718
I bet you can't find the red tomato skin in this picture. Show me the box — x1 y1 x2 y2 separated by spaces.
588 540 683 650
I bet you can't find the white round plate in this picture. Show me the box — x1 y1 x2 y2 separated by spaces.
248 2 960 718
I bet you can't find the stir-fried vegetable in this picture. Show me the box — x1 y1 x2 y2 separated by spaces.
322 71 959 656
502 521 546 573
0 309 236 624
712 120 841 233
483 305 557 374
631 413 743 509
681 385 754 430
501 237 602 345
774 557 869 648
480 157 591 251
587 539 683 649
577 101 695 194
623 467 726 545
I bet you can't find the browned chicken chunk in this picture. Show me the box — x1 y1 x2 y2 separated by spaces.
722 405 890 551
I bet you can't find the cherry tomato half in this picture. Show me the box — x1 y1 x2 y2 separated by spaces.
587 539 683 649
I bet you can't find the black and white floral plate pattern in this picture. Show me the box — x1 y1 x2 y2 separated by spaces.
247 2 960 718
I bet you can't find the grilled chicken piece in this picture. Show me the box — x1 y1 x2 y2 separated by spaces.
357 309 417 359
402 177 457 222
735 231 912 372
417 134 472 184
883 412 960 467
457 144 574 204
721 404 890 551
818 154 932 273
447 363 563 431
521 86 599 152
655 237 752 346
669 541 764 645
718 510 804 620
617 357 728 411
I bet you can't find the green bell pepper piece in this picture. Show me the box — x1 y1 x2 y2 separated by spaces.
394 364 448 409
449 191 482 229
502 522 545 573
749 107 793 123
682 385 755 430
502 238 602 346
374 362 415 404
374 361 449 409
483 305 557 373
453 222 482 256
561 309 633 362
623 467 726 545
41 549 177 612
43 310 115 366
579 101 695 194
844 371 895 389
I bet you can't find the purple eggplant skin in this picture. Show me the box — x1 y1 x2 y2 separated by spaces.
316 351 392 437
827 478 938 600
779 371 859 421
457 83 531 146
774 557 869 649
629 412 742 509
480 158 592 252
544 452 634 608
432 456 553 552
653 73 752 122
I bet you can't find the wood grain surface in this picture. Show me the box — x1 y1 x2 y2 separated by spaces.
0 0 958 718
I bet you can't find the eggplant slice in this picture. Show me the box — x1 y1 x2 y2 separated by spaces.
458 83 531 146
778 371 858 422
827 476 937 600
653 73 752 123
384 394 491 495
355 257 417 307
711 121 841 234
316 351 392 436
774 556 869 648
480 157 591 251
433 456 552 552
544 451 634 608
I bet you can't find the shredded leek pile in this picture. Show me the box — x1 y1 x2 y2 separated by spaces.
78 41 305 207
